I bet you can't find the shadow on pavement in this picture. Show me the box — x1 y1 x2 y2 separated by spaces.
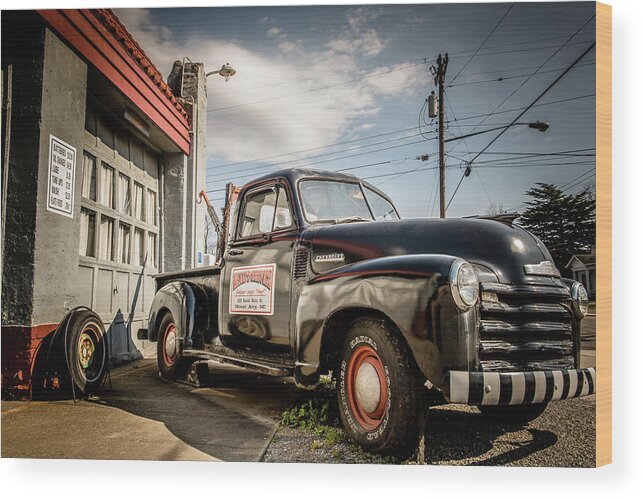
423 406 558 465
88 362 305 462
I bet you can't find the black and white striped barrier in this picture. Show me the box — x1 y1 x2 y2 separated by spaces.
445 367 596 405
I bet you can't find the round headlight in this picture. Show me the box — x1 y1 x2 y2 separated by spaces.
449 259 479 311
571 281 589 318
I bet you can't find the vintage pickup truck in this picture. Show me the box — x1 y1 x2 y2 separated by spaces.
140 167 595 457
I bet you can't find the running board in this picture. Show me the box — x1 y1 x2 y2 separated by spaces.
182 349 291 377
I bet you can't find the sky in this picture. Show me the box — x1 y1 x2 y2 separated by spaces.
114 1 596 218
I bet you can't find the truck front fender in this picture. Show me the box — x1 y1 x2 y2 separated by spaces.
147 282 197 345
294 254 478 389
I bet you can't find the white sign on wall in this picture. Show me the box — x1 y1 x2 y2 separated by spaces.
46 134 76 218
229 263 276 315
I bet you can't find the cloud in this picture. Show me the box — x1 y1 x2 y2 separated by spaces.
347 7 381 30
266 27 283 39
277 41 298 54
325 6 385 57
325 8 386 57
114 8 422 173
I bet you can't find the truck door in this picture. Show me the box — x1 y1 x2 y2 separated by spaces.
219 181 297 356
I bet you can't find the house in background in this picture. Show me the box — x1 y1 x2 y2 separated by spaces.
566 246 596 300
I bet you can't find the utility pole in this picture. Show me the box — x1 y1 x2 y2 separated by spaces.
434 53 448 218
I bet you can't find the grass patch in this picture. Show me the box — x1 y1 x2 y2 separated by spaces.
278 393 413 464
280 397 348 450
280 398 330 430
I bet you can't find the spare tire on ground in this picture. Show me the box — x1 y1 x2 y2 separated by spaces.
63 309 109 394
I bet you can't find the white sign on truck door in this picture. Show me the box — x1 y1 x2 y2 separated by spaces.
229 263 276 315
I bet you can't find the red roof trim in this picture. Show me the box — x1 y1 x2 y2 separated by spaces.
90 9 188 122
37 9 190 155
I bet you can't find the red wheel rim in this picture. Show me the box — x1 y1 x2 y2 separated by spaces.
346 344 389 431
162 322 178 366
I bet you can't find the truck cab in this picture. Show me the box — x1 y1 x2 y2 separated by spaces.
143 167 595 458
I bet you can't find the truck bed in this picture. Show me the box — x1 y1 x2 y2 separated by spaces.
154 265 222 288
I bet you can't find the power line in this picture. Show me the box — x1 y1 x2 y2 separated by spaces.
206 137 432 188
444 88 493 207
446 38 597 210
447 38 595 60
428 167 440 217
207 123 433 174
562 172 596 193
444 58 595 81
447 93 596 122
446 147 595 156
446 151 595 166
206 131 430 181
447 3 515 86
204 93 594 180
467 15 596 134
447 61 594 88
446 28 595 58
560 168 597 189
206 133 436 182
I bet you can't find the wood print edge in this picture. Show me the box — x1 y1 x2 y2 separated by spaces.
595 0 612 467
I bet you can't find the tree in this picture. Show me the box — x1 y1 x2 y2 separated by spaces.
486 202 506 215
203 213 217 255
518 183 595 277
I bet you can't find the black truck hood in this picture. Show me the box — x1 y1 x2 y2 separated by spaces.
305 218 560 285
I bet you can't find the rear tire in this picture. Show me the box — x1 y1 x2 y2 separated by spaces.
337 317 425 459
157 312 193 380
477 403 548 423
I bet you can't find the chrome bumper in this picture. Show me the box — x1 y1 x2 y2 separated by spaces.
444 367 596 405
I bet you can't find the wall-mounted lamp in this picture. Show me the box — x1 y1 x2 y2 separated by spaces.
206 63 237 82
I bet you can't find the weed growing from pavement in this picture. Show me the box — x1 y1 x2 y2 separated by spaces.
278 391 407 464
279 391 352 454
276 375 415 464
280 398 331 429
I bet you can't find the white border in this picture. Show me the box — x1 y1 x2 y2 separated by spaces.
2 0 641 497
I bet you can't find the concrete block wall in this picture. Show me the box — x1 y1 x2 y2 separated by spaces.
30 29 87 325
1 12 46 326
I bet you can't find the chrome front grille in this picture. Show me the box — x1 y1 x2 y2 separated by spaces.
478 282 576 372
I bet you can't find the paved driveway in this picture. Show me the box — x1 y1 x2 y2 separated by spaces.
2 361 305 461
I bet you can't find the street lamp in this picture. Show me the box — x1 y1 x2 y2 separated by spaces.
206 63 236 82
445 121 549 142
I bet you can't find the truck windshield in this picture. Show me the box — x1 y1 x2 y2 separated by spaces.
300 180 399 223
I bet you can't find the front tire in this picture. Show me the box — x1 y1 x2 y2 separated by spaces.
157 312 192 380
337 317 425 458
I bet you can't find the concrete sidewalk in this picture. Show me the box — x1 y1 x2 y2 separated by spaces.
1 360 302 461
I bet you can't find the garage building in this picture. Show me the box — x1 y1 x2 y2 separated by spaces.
1 9 209 396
